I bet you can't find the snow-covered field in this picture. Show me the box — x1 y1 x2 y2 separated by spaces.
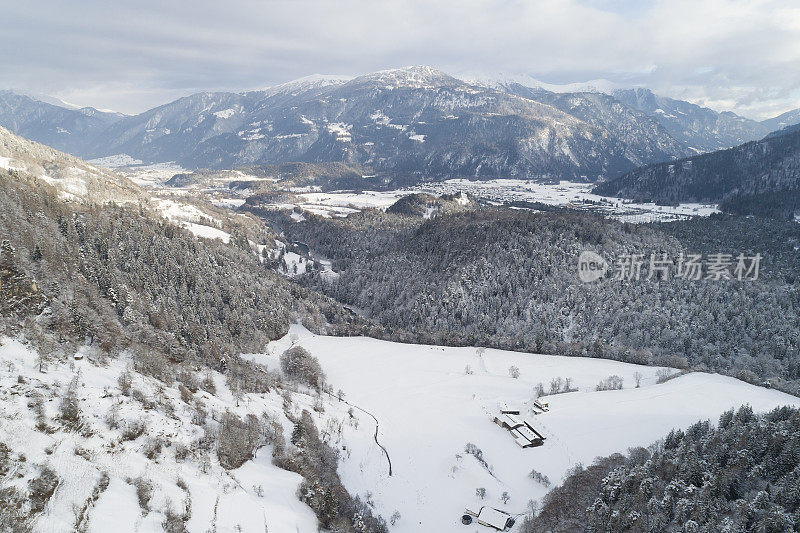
273 180 718 223
151 198 231 243
3 323 798 533
409 179 719 223
296 191 407 218
95 161 187 187
259 326 800 533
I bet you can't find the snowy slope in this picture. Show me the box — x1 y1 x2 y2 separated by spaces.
5 321 797 533
261 326 800 533
0 126 141 204
0 337 357 533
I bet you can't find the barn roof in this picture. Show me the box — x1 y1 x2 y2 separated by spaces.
477 507 512 530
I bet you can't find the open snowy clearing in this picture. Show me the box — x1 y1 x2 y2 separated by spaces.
410 179 719 223
2 324 798 533
151 198 231 243
296 191 407 218
276 180 718 223
259 326 800 533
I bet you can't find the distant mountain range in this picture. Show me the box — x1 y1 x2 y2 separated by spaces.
0 91 125 157
1 68 798 184
609 88 772 152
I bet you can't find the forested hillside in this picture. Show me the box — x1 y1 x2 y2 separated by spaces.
0 168 359 371
594 128 800 219
524 405 800 532
269 207 800 394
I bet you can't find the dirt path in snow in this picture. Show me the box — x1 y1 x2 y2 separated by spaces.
325 391 393 477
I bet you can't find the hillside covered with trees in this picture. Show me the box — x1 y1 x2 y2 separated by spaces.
594 128 800 219
0 168 361 374
524 405 800 532
272 207 800 395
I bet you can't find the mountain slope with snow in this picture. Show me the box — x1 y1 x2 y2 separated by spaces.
495 83 691 166
0 91 124 156
5 69 800 183
0 336 362 533
611 88 771 152
0 125 141 204
594 126 800 218
72 67 647 181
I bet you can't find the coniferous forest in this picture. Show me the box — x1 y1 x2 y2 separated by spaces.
273 208 800 395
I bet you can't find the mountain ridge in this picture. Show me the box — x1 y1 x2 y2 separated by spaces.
1 68 799 183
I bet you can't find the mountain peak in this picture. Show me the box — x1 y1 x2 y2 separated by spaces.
348 66 461 88
464 73 624 95
261 73 353 96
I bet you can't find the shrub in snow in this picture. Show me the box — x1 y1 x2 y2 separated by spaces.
132 346 175 384
191 400 207 426
174 444 189 462
131 388 155 410
534 382 545 398
226 358 279 394
476 487 486 500
117 370 133 396
509 366 520 379
142 438 163 460
656 368 680 383
596 375 624 391
177 369 199 393
537 376 576 397
178 384 193 404
28 467 59 513
131 477 152 513
529 469 551 487
121 418 147 441
30 393 51 433
201 372 216 395
465 443 491 472
217 411 262 470
58 376 81 428
280 346 325 389
73 446 92 461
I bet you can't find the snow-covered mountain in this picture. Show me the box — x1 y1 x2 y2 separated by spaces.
476 76 798 153
594 125 800 218
2 68 800 182
610 88 772 152
761 107 800 133
467 72 624 95
494 82 691 166
0 91 125 157
72 67 645 181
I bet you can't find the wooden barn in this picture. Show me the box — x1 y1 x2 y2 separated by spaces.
463 506 516 531
492 412 546 448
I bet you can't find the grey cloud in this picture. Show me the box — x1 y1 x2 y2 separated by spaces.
2 0 799 118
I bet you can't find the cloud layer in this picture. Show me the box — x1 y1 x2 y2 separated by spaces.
3 0 799 118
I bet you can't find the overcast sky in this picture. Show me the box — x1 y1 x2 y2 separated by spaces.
3 0 800 119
